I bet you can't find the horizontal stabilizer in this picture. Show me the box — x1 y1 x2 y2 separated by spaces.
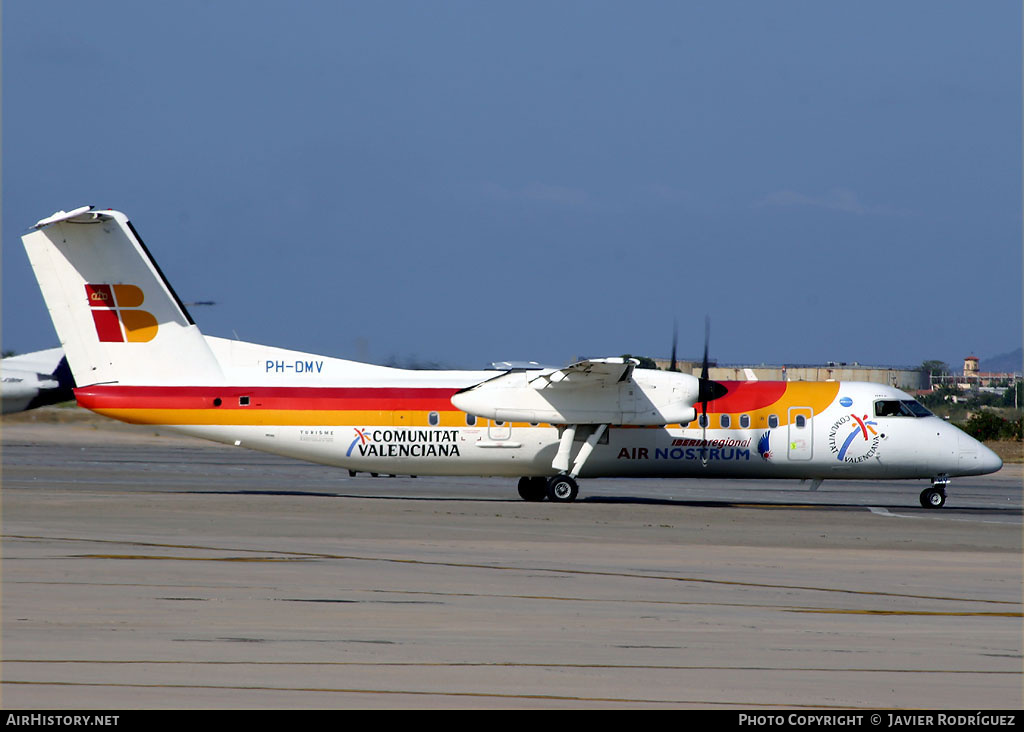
33 206 95 228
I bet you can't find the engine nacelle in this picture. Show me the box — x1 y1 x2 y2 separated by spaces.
451 368 701 426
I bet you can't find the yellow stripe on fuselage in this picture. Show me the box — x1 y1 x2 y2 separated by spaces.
684 381 840 429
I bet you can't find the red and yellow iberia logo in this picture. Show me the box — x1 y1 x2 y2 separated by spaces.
85 284 158 343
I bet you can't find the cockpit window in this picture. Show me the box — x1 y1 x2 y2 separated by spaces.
874 399 932 418
901 400 932 417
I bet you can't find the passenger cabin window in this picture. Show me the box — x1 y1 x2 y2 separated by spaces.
465 414 477 427
698 414 709 428
720 414 731 429
739 414 750 429
428 411 440 426
768 414 779 428
874 400 932 418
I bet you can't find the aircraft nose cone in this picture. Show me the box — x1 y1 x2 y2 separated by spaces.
958 434 1003 475
978 442 1003 474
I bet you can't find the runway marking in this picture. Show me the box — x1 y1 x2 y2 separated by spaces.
74 555 310 563
6 533 1020 607
296 587 1017 617
788 609 1022 617
11 576 1009 617
0 679 927 708
869 506 1020 524
6 659 1020 674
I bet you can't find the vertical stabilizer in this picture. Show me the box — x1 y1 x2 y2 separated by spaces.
22 207 224 387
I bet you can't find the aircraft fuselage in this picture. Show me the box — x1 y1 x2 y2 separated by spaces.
72 367 999 483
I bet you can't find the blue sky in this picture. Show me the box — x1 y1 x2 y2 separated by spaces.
4 2 1020 370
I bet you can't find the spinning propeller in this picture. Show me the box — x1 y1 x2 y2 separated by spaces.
694 317 728 466
669 319 680 372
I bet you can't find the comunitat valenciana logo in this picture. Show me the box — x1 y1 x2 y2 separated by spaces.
85 284 158 343
828 413 881 463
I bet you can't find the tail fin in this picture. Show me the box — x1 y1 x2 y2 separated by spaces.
22 207 224 387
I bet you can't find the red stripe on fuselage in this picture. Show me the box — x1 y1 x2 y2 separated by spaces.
74 385 461 412
701 382 788 413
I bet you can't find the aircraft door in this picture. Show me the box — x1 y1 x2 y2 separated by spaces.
787 407 813 461
488 419 511 441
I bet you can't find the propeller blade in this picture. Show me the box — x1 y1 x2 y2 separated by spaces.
700 316 710 382
700 395 709 467
700 316 710 467
669 319 679 372
696 315 727 467
697 316 729 405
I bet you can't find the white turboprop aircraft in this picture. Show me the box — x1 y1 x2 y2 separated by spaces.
22 206 1002 508
1 347 74 414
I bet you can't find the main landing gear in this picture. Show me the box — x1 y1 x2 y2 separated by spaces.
517 474 580 503
517 476 547 501
546 474 579 502
920 475 949 509
517 423 608 503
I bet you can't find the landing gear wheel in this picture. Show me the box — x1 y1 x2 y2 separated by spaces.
920 487 946 509
517 477 547 502
546 474 579 503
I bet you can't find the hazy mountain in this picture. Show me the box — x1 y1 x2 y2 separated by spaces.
981 348 1023 374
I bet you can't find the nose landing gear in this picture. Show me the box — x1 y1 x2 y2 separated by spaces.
920 475 949 509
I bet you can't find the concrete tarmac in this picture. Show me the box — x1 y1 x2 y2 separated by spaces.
2 411 1021 709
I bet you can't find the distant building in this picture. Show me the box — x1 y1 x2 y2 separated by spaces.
650 359 928 391
926 355 1022 392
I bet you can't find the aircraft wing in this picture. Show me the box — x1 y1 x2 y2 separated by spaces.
452 357 699 426
529 357 638 388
